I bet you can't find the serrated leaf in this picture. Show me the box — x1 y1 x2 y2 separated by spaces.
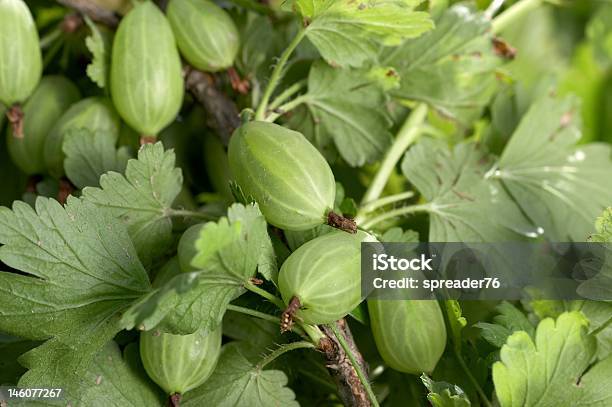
0 198 150 402
384 5 506 122
182 342 299 407
401 138 536 241
120 271 243 334
0 339 39 385
421 374 471 407
290 61 392 166
380 227 419 242
493 311 612 407
80 342 164 406
82 142 182 265
496 96 612 241
194 203 277 282
590 208 612 242
63 128 131 189
475 302 534 348
297 0 433 67
121 204 275 334
445 300 466 352
84 18 112 89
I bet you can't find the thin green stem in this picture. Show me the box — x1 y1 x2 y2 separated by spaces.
592 315 612 337
264 94 310 123
492 0 544 34
258 341 315 369
356 191 415 223
40 28 62 49
360 203 431 230
244 282 285 309
455 351 493 407
300 323 326 346
168 209 215 221
360 103 427 206
328 324 379 407
268 79 307 111
226 304 280 324
255 28 307 120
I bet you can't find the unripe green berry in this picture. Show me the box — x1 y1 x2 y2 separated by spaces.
228 121 336 231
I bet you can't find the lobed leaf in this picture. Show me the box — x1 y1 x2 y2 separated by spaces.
493 311 612 407
297 0 433 67
421 374 471 407
63 128 131 189
289 61 393 166
82 142 182 265
182 342 298 407
0 197 150 402
497 96 612 241
80 342 164 406
384 5 506 122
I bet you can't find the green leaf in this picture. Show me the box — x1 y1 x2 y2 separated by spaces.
121 204 273 334
384 5 506 122
84 18 112 89
475 302 534 348
63 128 131 189
120 271 243 334
444 300 466 352
182 342 298 407
590 208 612 242
496 96 612 241
82 142 182 265
380 227 419 242
421 374 471 407
223 310 282 349
586 4 612 67
0 198 150 402
0 338 39 385
401 138 536 241
80 342 164 406
493 311 612 407
290 61 393 166
297 0 433 67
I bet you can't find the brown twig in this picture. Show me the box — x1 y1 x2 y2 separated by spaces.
184 66 241 146
56 0 119 27
320 320 371 407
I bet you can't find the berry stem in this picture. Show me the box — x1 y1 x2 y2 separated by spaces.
355 191 416 224
268 79 307 111
244 281 285 309
359 103 427 207
492 0 546 34
359 203 432 230
257 341 316 370
255 28 307 121
226 304 279 324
